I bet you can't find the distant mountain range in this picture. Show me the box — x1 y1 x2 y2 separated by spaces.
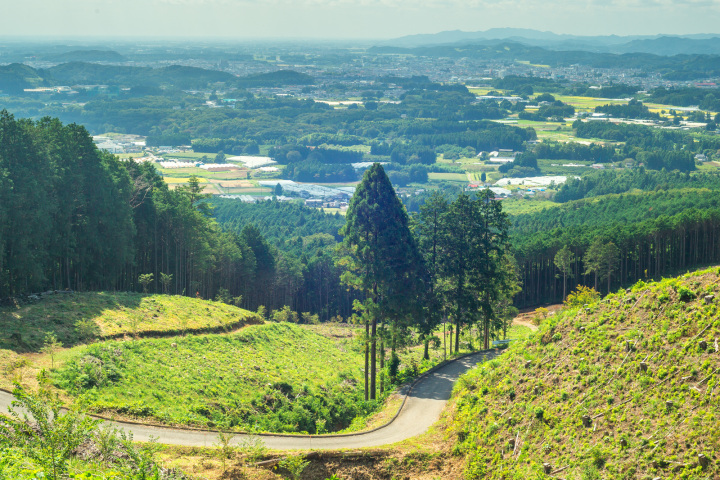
381 29 720 56
369 41 720 80
38 50 128 63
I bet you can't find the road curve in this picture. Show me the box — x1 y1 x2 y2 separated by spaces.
0 349 499 450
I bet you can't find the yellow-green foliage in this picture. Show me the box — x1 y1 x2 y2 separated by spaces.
52 323 368 434
0 292 261 351
564 285 601 308
451 267 720 479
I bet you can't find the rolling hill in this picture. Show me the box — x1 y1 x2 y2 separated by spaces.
449 268 719 479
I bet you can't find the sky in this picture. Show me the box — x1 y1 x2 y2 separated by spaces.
2 0 720 40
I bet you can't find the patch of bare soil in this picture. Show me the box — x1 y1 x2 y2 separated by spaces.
512 304 564 331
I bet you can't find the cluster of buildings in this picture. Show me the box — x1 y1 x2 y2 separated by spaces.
92 134 145 154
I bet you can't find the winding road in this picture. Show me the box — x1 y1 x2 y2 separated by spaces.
0 349 499 450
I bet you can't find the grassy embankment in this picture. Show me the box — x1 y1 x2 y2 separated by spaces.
450 267 720 479
0 292 262 391
2 291 527 437
52 322 369 434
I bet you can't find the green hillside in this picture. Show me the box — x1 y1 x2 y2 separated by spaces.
51 322 368 433
0 292 261 351
451 268 719 479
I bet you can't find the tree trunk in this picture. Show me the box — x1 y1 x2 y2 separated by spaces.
455 315 461 353
364 316 369 401
483 293 490 350
379 334 385 394
607 268 611 293
443 318 447 360
370 315 377 400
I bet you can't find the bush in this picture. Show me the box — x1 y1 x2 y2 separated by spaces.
565 285 601 308
676 285 696 302
0 385 99 480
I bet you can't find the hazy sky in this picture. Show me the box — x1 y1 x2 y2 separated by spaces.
2 0 720 40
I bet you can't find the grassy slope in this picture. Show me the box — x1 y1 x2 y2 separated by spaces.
450 268 720 479
0 290 535 439
52 322 367 433
0 291 261 351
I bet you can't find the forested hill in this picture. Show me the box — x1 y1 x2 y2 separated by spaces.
555 169 720 203
512 188 720 235
210 199 353 320
0 62 314 93
512 189 720 307
211 199 346 257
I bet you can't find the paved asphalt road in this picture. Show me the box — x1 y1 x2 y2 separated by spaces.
0 349 498 450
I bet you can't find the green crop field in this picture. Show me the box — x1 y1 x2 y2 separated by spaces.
549 94 628 111
428 172 469 182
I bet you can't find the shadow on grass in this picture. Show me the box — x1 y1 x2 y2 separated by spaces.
0 292 143 352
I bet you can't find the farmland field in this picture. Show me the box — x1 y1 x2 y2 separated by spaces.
428 172 469 182
549 94 628 112
162 176 208 184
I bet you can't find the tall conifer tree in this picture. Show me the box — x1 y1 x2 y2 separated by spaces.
340 164 424 400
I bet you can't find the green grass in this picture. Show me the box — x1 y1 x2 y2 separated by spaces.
0 292 260 351
428 172 468 182
501 197 558 216
505 324 533 341
450 267 720 479
52 322 369 434
550 94 627 112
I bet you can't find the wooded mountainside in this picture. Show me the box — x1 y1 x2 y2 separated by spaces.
0 111 328 317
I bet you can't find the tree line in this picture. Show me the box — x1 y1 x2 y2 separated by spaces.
554 169 720 203
340 165 518 400
512 189 720 306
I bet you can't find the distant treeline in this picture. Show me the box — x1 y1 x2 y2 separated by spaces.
648 87 720 111
554 169 720 203
534 141 617 163
594 99 659 120
0 62 314 94
369 42 720 79
512 189 720 306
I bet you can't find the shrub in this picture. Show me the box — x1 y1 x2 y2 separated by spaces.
0 385 99 480
565 286 601 308
676 285 696 302
279 454 310 480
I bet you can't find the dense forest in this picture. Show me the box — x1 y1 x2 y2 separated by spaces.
0 111 339 319
554 169 720 202
212 199 354 320
512 188 720 306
